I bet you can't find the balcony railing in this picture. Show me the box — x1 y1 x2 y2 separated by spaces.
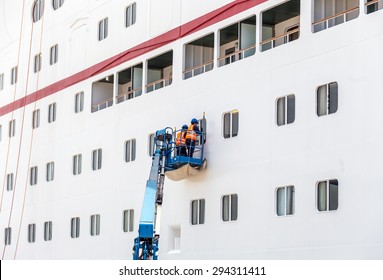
91 97 113 112
365 0 382 13
260 28 300 51
145 76 172 93
218 45 256 67
183 61 213 79
312 6 359 32
116 87 143 104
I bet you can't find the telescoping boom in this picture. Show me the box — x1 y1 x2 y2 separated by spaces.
133 125 206 260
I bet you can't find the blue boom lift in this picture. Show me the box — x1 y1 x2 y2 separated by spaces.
132 125 206 260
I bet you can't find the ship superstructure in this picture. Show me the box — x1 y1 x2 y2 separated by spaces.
1 0 383 259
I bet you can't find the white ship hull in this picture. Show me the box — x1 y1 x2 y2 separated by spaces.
1 0 383 259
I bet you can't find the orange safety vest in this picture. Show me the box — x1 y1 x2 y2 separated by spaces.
186 124 197 141
176 131 186 146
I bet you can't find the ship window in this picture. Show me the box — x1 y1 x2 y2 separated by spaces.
312 0 359 33
28 224 36 243
116 63 143 104
32 109 40 129
70 217 80 238
44 221 52 241
52 0 64 10
317 82 338 116
11 66 17 85
317 179 338 211
7 173 14 191
125 139 136 162
46 162 54 182
261 0 300 51
125 3 137 27
183 33 214 79
32 0 44 23
218 15 256 67
223 110 239 139
123 209 134 232
73 154 82 175
98 18 108 41
75 91 84 113
146 50 173 93
222 194 238 222
34 53 42 73
50 44 58 65
91 75 114 112
366 0 383 13
148 133 155 156
0 125 2 141
277 94 295 126
9 119 16 138
30 166 38 186
191 199 205 225
92 149 102 170
48 102 57 123
0 73 4 90
276 186 295 216
90 214 101 236
5 227 11 245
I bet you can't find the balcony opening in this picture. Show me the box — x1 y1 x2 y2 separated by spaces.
218 15 256 67
261 0 300 52
312 0 359 33
183 33 214 79
365 0 383 14
116 63 143 104
146 50 173 93
91 74 114 112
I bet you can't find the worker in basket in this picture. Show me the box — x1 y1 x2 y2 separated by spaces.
186 118 200 158
176 124 188 156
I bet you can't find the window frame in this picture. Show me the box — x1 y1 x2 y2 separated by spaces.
124 138 136 162
73 154 82 175
34 53 42 73
0 73 4 90
30 166 38 186
28 223 36 243
123 209 134 232
6 173 14 191
5 227 12 245
52 0 64 10
32 109 40 129
317 82 338 116
32 0 44 23
10 66 17 85
50 44 58 65
317 179 339 212
74 91 84 113
125 2 137 28
221 194 238 222
90 214 101 236
190 199 205 225
98 17 109 41
44 221 52 241
48 102 57 123
9 119 16 138
276 94 295 126
46 162 55 182
275 185 295 216
223 109 239 139
70 217 80 238
92 148 102 171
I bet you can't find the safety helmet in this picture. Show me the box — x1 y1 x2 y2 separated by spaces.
191 118 198 124
182 124 188 129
